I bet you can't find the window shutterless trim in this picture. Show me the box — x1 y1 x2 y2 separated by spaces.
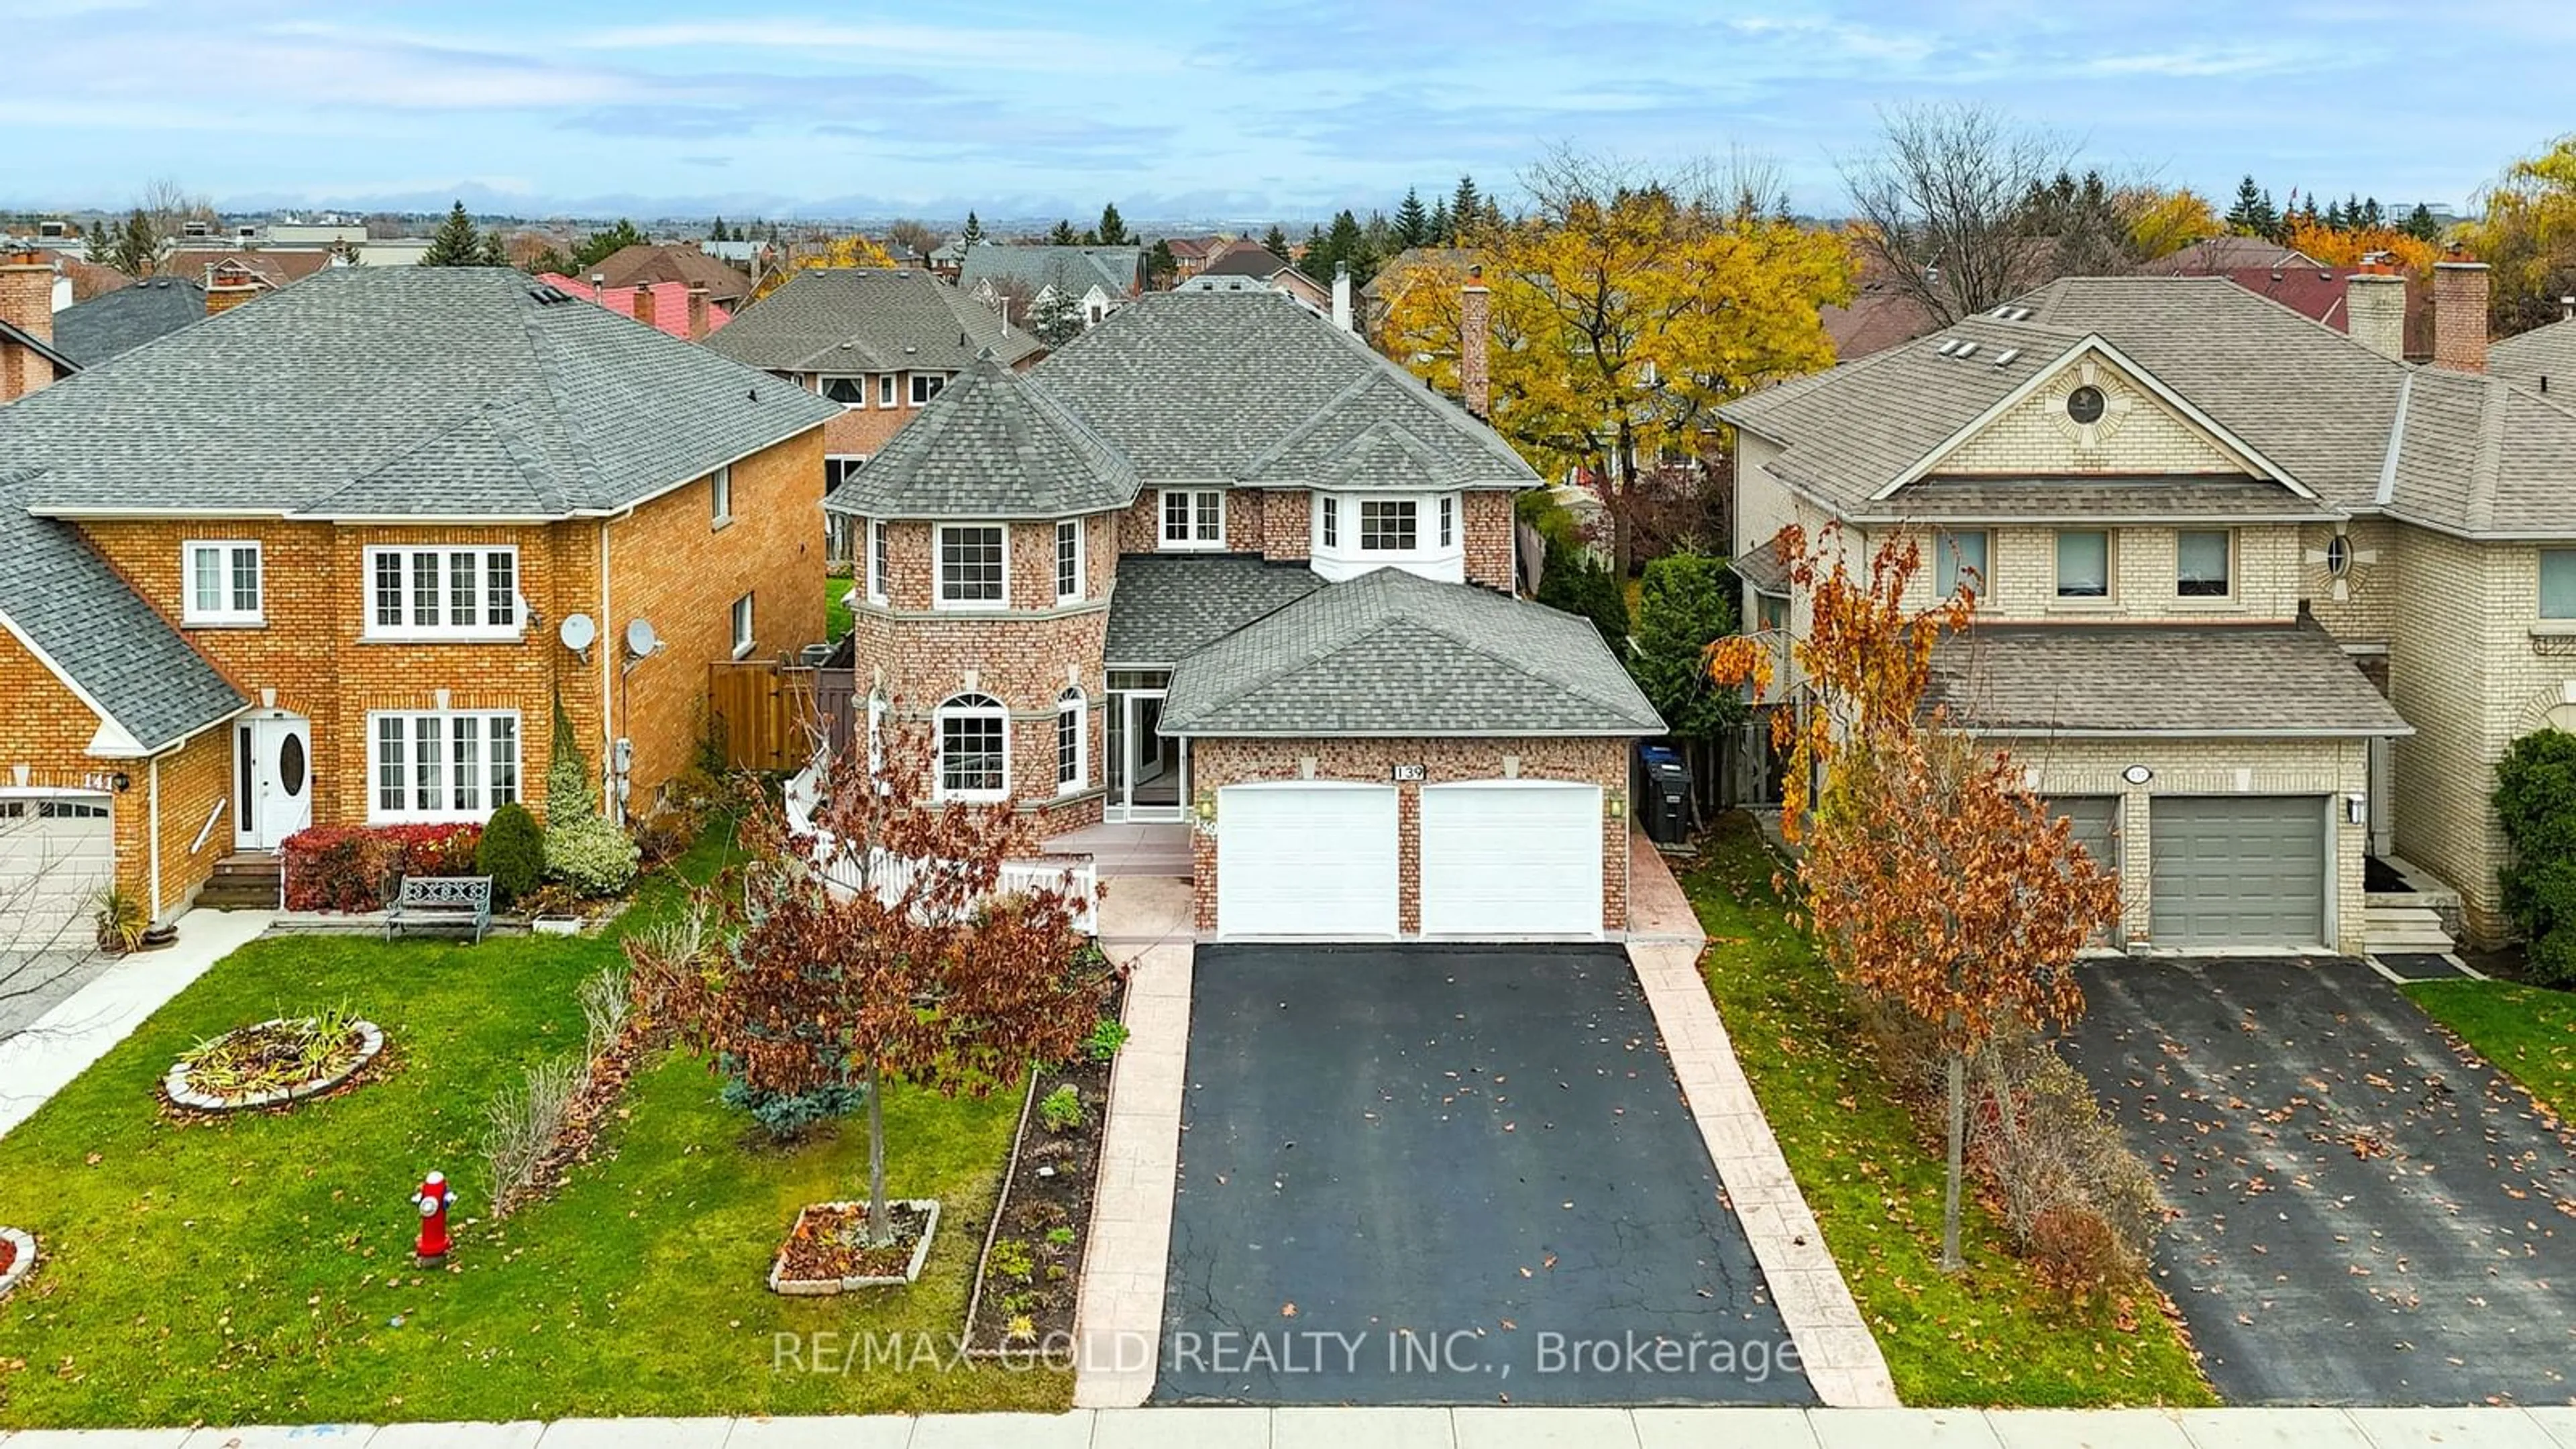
363 545 522 641
1055 519 1084 602
935 692 1010 802
365 709 521 824
731 592 755 659
935 523 1010 610
710 464 733 527
867 519 890 604
182 539 264 625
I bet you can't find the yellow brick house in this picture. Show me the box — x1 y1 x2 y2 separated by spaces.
1722 263 2576 955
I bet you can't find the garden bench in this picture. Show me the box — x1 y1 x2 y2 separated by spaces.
385 875 494 944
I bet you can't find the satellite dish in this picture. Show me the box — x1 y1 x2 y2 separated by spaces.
558 612 597 653
625 617 660 658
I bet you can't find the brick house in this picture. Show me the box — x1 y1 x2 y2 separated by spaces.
1722 261 2576 955
821 286 1661 939
0 266 839 944
957 246 1146 333
584 242 754 311
701 267 1042 561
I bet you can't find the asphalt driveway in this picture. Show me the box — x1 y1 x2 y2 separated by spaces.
1157 944 1812 1407
2065 957 2576 1405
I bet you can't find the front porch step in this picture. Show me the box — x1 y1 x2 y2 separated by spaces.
2365 902 2456 953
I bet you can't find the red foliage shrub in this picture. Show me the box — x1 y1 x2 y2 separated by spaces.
2026 1203 2130 1293
282 823 484 912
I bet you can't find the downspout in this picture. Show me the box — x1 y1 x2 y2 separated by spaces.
148 755 163 922
600 519 614 817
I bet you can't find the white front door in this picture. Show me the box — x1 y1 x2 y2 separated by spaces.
1419 782 1605 937
237 715 313 851
1216 782 1400 937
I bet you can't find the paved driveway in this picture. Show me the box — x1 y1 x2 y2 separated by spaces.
2065 957 2576 1404
1157 944 1812 1407
0 949 115 1040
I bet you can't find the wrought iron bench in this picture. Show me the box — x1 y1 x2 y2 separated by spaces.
386 875 494 944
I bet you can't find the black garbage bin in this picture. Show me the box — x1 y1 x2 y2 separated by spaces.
1636 743 1692 845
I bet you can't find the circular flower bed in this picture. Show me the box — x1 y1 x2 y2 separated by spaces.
164 1010 386 1112
0 1227 35 1300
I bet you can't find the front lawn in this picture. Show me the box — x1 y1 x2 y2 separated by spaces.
2405 979 2576 1120
1681 814 2214 1407
0 830 1061 1427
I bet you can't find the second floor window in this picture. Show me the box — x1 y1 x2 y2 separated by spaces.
1056 519 1083 602
867 519 890 604
2054 530 2110 600
2176 530 2231 598
1360 498 1418 551
938 524 1007 608
184 540 262 625
710 465 733 526
1161 490 1224 549
1934 529 1989 600
731 592 755 659
910 374 944 406
2543 549 2576 620
367 546 519 639
821 376 865 407
1440 494 1455 549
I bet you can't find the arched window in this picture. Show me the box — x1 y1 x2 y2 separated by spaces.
1056 688 1087 793
935 692 1008 801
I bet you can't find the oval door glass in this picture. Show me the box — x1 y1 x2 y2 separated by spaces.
277 733 307 797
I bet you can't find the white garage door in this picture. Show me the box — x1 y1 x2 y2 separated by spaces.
1420 782 1604 937
1216 783 1400 937
0 795 115 951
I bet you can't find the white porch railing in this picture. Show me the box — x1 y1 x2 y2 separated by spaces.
784 763 1099 936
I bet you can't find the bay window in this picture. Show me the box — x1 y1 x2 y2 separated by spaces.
1055 519 1083 602
369 710 521 822
366 545 520 640
1360 498 1418 551
936 524 1008 608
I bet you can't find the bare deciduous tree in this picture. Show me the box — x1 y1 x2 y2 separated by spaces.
883 218 944 261
0 810 119 1051
1839 103 2076 325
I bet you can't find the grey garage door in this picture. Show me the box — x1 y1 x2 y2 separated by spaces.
2045 796 2121 869
2149 796 2326 949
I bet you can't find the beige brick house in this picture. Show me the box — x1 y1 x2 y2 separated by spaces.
821 287 1661 940
1722 262 2576 955
0 266 839 944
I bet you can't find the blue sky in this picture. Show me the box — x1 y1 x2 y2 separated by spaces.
9 0 2570 223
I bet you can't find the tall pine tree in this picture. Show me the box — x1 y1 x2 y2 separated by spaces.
421 201 489 266
1426 199 1451 248
1261 223 1290 258
1049 219 1081 245
1395 187 1429 249
2224 176 2278 238
1449 176 1482 242
1095 203 1130 246
961 211 985 247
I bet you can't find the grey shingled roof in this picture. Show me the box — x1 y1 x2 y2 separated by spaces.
821 355 1139 519
1161 566 1662 737
1721 276 2576 539
700 267 1040 375
2492 317 2576 393
957 245 1143 300
1927 620 2411 738
1199 245 1295 280
1104 554 1324 664
0 267 841 519
1850 476 2343 524
48 276 207 365
0 468 246 752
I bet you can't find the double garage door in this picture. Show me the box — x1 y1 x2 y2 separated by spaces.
0 794 115 950
1215 781 1603 938
2047 794 2328 950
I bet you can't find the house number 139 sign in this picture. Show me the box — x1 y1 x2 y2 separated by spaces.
1391 763 1427 782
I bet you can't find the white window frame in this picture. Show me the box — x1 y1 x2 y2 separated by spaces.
820 376 867 409
1056 687 1087 793
731 592 755 659
366 709 522 824
910 372 943 407
182 539 264 626
1055 519 1084 603
935 523 1010 610
710 464 733 527
1321 495 1340 549
867 519 890 605
935 692 1010 802
1159 488 1226 551
1439 494 1455 549
364 545 522 641
1359 497 1420 553
878 374 897 408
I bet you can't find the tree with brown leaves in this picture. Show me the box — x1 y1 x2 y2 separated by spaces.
631 716 1112 1246
1711 527 2119 1269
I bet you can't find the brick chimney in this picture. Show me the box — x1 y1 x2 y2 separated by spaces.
0 261 60 402
2432 251 2490 374
1460 264 1491 419
2345 259 2406 362
630 281 655 327
686 283 710 341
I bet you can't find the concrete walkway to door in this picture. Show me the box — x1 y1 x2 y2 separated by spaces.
0 906 274 1140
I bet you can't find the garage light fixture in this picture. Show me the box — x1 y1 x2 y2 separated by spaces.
2121 764 2153 785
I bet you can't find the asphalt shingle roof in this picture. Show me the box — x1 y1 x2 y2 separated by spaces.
588 243 751 305
957 245 1143 300
1721 276 2576 539
1160 566 1662 737
821 355 1138 519
0 267 841 519
1853 477 2343 524
1927 620 2412 738
1103 553 1324 664
48 276 209 365
2492 317 2576 394
0 468 246 751
700 267 1039 375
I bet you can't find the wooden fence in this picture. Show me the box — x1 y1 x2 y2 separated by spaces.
708 660 820 773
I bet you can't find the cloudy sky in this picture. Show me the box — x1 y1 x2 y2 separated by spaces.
8 0 2569 223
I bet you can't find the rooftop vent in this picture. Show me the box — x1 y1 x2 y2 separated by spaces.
1952 342 1978 360
1991 347 2021 367
1935 339 1965 356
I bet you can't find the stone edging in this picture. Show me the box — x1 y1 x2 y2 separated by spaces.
164 1019 387 1112
767 1198 942 1295
0 1226 35 1299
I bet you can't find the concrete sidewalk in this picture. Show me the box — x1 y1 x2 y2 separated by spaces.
0 908 273 1140
7 1407 2575 1448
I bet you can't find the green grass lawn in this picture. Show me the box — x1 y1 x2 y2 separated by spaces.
1681 815 2215 1407
2405 978 2576 1120
0 828 1061 1427
826 576 857 642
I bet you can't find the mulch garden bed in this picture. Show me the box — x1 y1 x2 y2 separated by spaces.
162 1016 387 1114
963 1004 1118 1352
769 1200 942 1293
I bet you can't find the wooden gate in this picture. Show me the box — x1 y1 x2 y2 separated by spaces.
708 661 819 773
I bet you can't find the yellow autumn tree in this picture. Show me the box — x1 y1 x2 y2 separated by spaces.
1377 150 1854 568
749 233 900 303
2463 134 2576 335
2283 217 2440 275
2118 184 2221 262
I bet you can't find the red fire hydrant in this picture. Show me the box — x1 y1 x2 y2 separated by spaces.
412 1171 455 1265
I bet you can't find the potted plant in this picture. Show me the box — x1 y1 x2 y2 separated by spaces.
93 888 148 955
